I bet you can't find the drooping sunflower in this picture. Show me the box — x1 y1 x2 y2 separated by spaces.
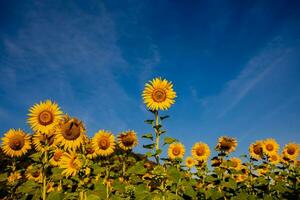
59 152 82 177
268 153 280 165
25 165 43 183
7 171 22 185
191 142 210 162
1 129 31 157
32 132 57 152
85 139 98 159
142 77 177 111
118 130 138 151
282 143 299 161
211 157 222 167
168 143 185 160
228 157 242 170
28 100 63 134
249 140 264 160
262 138 279 156
185 156 195 168
92 130 115 157
55 115 86 151
215 136 237 154
49 148 64 166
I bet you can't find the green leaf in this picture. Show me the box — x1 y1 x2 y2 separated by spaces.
144 120 154 124
153 124 162 130
160 115 169 120
127 162 147 175
154 149 162 156
17 180 40 194
167 166 181 182
142 133 153 140
0 173 7 182
145 152 153 158
163 137 177 145
87 194 100 200
143 144 155 149
30 152 42 162
47 191 64 200
94 182 107 199
91 163 105 174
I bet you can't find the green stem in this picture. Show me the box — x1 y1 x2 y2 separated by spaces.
154 110 160 164
42 150 48 200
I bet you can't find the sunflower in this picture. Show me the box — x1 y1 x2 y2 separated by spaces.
60 152 82 177
1 129 31 157
92 130 115 157
49 148 64 166
215 136 237 154
249 140 264 160
25 165 43 183
257 166 269 176
282 143 299 161
168 143 185 160
47 182 55 193
28 100 63 134
32 132 57 152
185 157 195 168
268 153 280 165
7 171 22 184
118 130 138 151
228 157 242 170
85 139 98 159
191 142 210 162
56 115 86 151
142 77 177 111
234 174 247 183
262 138 279 156
211 157 222 167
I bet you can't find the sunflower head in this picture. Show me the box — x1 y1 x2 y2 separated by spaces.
50 148 64 166
92 130 115 157
26 165 43 183
60 152 83 177
142 77 177 111
32 132 57 152
191 142 210 162
185 157 195 168
228 157 242 170
118 130 138 151
28 100 63 134
249 140 264 160
85 139 98 159
1 129 31 157
215 136 237 154
234 174 247 183
211 157 223 167
268 153 280 165
168 143 185 160
56 115 86 151
262 138 279 156
257 166 269 176
282 143 299 161
8 171 22 185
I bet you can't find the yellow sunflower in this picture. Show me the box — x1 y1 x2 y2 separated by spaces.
85 139 98 159
185 156 195 168
49 148 64 166
249 140 264 160
7 171 22 184
234 174 247 183
59 152 82 177
228 157 242 170
257 166 269 176
168 143 185 160
55 115 86 151
268 153 280 165
262 138 279 156
118 130 138 151
215 136 237 154
211 157 222 167
142 77 177 111
32 132 57 152
191 142 210 162
282 143 299 161
28 100 63 134
92 130 115 157
25 165 43 183
1 129 31 157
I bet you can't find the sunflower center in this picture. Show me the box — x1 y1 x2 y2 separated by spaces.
62 122 81 140
232 161 238 168
196 147 205 156
53 152 63 162
122 136 134 147
253 145 262 155
221 141 232 151
266 144 274 151
9 136 25 151
172 147 181 156
152 89 167 102
32 171 40 178
38 111 54 126
287 147 295 155
86 147 95 154
99 138 110 150
271 155 278 161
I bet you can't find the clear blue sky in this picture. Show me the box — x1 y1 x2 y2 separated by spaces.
1 0 300 157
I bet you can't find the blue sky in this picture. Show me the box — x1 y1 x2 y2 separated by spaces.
1 0 300 158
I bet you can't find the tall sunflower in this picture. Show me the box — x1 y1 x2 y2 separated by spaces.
249 140 264 160
191 142 210 162
168 143 185 160
28 100 63 134
268 153 280 165
92 130 115 157
32 132 57 152
49 148 64 166
228 157 242 170
1 129 31 157
185 156 195 168
59 152 82 177
282 143 299 161
215 136 237 154
25 165 43 183
142 77 176 111
55 115 86 151
118 130 138 151
85 139 98 159
8 171 22 185
262 138 279 156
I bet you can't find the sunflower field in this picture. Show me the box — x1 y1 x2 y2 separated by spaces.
0 77 299 200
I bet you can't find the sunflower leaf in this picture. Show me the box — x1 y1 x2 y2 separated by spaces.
163 137 177 145
144 120 154 124
143 144 155 149
160 115 169 120
142 133 153 140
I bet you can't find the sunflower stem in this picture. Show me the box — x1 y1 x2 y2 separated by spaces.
154 110 160 164
42 149 48 200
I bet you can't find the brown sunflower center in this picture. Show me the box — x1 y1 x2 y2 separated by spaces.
9 136 25 151
172 147 181 156
152 89 167 102
62 121 81 140
253 144 262 155
266 144 274 151
220 140 233 151
38 110 54 126
287 147 295 155
232 161 238 168
98 138 110 150
86 147 95 154
53 152 63 162
122 136 135 147
32 171 40 178
271 155 278 161
196 147 205 156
